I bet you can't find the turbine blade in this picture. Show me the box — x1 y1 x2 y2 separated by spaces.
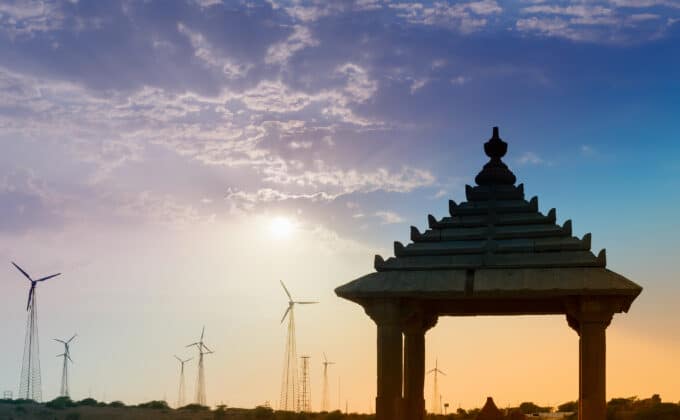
186 342 199 348
174 355 182 362
201 343 213 353
67 334 77 343
200 326 205 341
12 262 32 281
36 273 61 282
323 352 327 363
54 339 66 344
184 357 193 363
68 354 73 363
438 370 447 376
280 280 292 300
295 301 318 304
280 305 291 323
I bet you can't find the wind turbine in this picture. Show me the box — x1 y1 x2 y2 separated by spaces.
187 327 213 406
55 334 76 398
12 262 61 402
427 358 446 414
174 355 192 408
321 353 335 412
279 280 317 412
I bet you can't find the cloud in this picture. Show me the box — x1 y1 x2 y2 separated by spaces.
451 75 470 85
431 189 448 199
390 0 502 33
0 0 64 37
0 169 66 232
410 78 429 93
289 140 313 149
225 187 340 205
240 79 315 112
260 164 436 194
265 25 319 65
177 22 251 79
374 210 405 224
336 63 378 104
517 0 680 42
517 151 545 165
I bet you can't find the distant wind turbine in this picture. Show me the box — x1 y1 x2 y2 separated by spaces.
187 327 213 406
55 334 77 397
321 352 335 412
174 355 192 408
427 358 446 414
279 280 317 412
12 262 61 402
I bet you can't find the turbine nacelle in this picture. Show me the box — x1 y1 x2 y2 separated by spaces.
279 280 318 323
55 335 76 364
323 352 335 366
187 327 214 355
12 262 61 311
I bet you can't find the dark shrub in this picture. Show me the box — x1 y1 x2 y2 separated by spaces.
252 405 275 419
179 403 209 411
137 400 169 409
45 396 75 409
76 398 98 406
108 400 125 408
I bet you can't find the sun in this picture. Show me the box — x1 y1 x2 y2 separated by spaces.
269 216 295 239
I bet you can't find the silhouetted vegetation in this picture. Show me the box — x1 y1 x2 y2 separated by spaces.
179 403 211 411
75 397 98 406
137 400 171 409
0 394 678 419
44 396 76 409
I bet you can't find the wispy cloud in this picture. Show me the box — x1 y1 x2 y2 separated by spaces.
517 151 545 165
374 210 405 224
177 22 251 79
265 25 319 65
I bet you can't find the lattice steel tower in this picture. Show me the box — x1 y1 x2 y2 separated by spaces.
321 353 335 412
427 358 446 414
298 355 311 412
278 281 317 411
174 355 192 407
187 327 213 406
13 262 61 402
55 335 76 397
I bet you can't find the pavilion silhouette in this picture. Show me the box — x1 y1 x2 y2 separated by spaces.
335 127 642 420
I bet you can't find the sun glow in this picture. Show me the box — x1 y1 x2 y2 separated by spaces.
269 216 295 239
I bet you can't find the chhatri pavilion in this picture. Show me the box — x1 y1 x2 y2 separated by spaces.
335 127 642 420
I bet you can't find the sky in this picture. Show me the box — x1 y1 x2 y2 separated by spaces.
0 0 679 413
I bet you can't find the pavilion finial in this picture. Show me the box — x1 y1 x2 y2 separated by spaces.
475 126 516 186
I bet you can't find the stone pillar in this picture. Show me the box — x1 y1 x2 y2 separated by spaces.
403 312 438 420
367 300 404 420
567 300 614 420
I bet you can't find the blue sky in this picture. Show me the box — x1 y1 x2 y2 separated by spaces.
0 0 679 411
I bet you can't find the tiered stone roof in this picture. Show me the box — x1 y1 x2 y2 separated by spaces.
336 128 641 313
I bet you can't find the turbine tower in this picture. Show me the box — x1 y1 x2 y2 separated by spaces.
187 327 213 406
427 358 446 414
174 355 192 408
279 280 317 412
321 353 335 412
55 334 76 398
298 355 311 412
13 262 61 402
